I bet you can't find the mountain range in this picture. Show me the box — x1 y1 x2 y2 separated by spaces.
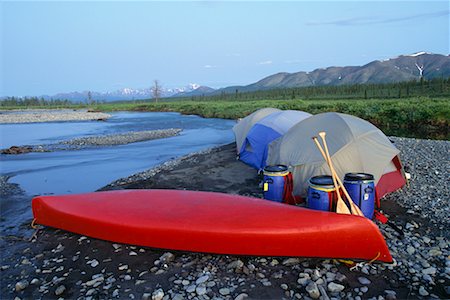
8 52 449 101
213 52 450 94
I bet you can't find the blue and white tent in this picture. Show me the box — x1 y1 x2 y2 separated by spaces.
239 110 312 169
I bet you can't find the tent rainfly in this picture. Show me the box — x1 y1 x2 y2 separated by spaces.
267 112 406 202
239 110 312 169
232 107 280 154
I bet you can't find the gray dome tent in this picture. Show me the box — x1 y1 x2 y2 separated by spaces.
267 112 405 199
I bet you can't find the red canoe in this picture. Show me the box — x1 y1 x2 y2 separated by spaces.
32 189 392 262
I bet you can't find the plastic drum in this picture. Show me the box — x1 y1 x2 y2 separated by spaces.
263 165 289 202
344 173 375 219
307 175 336 212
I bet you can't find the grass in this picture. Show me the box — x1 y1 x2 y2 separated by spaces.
1 97 448 139
91 97 450 139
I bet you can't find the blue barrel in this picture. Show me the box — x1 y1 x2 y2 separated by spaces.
307 175 335 212
344 173 375 219
263 165 289 202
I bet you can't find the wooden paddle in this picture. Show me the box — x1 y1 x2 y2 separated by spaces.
313 132 351 215
312 136 364 217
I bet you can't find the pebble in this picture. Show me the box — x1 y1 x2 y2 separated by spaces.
227 259 244 270
196 275 209 284
219 288 231 296
118 264 128 271
129 251 138 256
328 282 345 293
159 252 175 263
422 267 437 275
196 285 207 296
152 288 164 300
55 285 66 296
361 286 369 293
318 285 330 300
358 277 371 285
418 286 429 296
124 275 132 281
234 293 249 300
280 283 288 290
87 259 99 268
30 278 40 285
186 285 196 293
15 280 29 292
305 282 320 299
282 258 301 266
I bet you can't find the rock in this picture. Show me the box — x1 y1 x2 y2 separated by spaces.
196 275 209 284
118 264 128 271
335 273 347 283
422 237 431 244
55 285 66 296
406 246 415 255
428 249 442 256
282 258 301 266
422 267 437 275
219 288 231 296
87 259 99 268
196 285 207 296
328 282 345 293
112 243 121 250
418 286 429 297
159 252 175 263
30 278 40 285
15 280 29 292
318 285 330 300
227 259 244 270
142 293 152 300
129 251 138 256
305 282 320 299
281 283 288 290
358 277 371 285
186 285 196 293
112 289 119 297
152 288 164 300
181 280 190 286
234 293 249 300
2 146 32 155
360 286 369 293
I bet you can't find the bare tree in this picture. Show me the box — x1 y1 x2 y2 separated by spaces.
151 80 162 103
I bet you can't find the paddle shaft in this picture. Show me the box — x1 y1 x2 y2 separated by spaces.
317 132 351 215
312 137 364 217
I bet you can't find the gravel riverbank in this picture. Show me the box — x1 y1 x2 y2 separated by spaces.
0 110 111 124
1 129 183 154
1 137 449 299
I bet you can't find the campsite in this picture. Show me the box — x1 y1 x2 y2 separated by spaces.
0 107 448 299
1 1 450 299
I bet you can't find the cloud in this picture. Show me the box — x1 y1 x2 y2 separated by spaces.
203 65 217 69
258 60 272 65
226 53 241 57
307 10 449 26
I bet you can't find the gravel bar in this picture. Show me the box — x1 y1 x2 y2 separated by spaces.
61 129 182 146
0 110 111 124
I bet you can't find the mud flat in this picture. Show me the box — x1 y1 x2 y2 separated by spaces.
0 110 111 124
1 138 449 299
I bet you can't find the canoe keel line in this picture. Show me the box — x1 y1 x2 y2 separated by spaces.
32 189 392 263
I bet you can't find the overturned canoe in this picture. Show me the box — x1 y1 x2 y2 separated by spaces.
32 189 392 262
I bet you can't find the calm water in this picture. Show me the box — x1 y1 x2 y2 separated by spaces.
0 112 235 232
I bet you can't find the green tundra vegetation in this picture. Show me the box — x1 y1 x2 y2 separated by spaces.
1 79 449 139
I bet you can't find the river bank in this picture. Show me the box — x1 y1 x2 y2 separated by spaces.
1 137 448 299
0 110 111 124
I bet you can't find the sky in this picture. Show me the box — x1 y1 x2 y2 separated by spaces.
1 1 449 97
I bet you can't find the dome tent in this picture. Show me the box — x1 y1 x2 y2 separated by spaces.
239 110 312 169
232 107 280 154
267 112 406 202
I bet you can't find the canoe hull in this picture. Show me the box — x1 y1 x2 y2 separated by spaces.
32 189 392 262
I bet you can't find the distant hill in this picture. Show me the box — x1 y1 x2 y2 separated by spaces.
213 52 450 94
172 86 216 97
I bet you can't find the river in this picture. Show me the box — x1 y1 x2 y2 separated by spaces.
0 111 235 233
